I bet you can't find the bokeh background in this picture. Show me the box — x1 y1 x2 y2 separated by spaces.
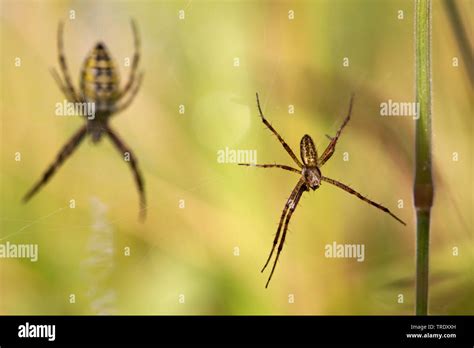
1 0 472 315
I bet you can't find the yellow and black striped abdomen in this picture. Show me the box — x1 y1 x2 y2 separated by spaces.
80 42 120 109
300 134 318 167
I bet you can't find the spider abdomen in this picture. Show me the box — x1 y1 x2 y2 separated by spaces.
80 42 120 111
300 134 318 167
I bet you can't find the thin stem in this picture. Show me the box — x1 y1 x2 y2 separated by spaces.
443 0 474 86
414 0 434 316
415 211 431 315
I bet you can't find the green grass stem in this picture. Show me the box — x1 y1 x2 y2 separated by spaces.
414 0 434 316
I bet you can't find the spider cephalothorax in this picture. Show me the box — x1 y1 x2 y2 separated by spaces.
23 20 146 219
239 93 406 288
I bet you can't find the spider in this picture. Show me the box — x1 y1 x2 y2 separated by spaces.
239 93 406 288
23 20 146 219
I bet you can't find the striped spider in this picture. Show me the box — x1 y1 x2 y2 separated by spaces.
239 93 406 288
23 20 146 219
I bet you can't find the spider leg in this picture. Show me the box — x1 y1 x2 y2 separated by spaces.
112 72 144 114
255 93 303 168
50 68 78 102
265 180 307 288
57 21 80 102
23 125 88 203
105 125 146 220
118 19 140 100
318 94 354 166
261 179 304 274
238 163 300 174
321 176 406 225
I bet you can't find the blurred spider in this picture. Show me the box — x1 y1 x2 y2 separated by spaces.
239 93 406 288
23 20 146 219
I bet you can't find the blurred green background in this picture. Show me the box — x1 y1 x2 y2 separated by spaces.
0 0 472 315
